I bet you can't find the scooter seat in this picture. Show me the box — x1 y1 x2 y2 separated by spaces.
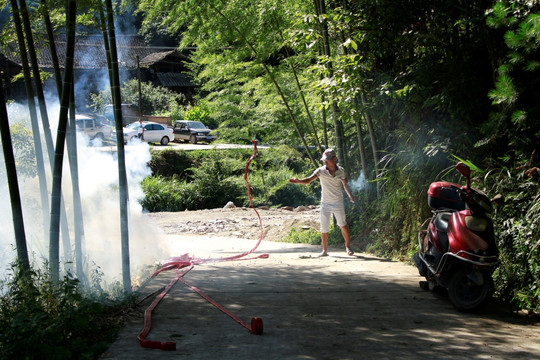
435 212 452 232
435 212 451 253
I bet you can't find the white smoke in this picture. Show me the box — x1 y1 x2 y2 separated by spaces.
0 101 170 289
348 171 366 193
1 24 168 288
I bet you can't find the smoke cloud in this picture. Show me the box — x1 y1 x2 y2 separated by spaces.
0 100 170 289
1 19 169 287
348 171 367 193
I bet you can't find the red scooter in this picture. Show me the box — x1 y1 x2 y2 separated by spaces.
413 162 499 311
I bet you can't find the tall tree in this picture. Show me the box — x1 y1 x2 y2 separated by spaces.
49 0 76 283
9 0 50 239
18 0 74 263
67 84 86 283
272 11 323 156
39 0 63 97
486 2 540 160
0 76 30 271
208 2 317 165
316 0 346 168
139 0 320 166
105 0 131 293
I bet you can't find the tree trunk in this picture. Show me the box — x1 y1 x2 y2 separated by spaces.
318 0 346 169
354 112 369 197
360 90 380 198
0 76 30 271
321 94 329 148
105 0 131 293
67 83 86 284
49 0 76 283
99 4 113 86
18 0 73 264
40 0 62 97
9 0 50 240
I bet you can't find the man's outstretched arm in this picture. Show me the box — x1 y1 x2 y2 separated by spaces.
289 174 317 185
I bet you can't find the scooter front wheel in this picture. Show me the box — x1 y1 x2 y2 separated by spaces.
447 269 492 312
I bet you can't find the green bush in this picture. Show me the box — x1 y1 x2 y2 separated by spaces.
148 149 192 179
267 182 318 208
481 163 540 312
282 223 346 248
0 263 128 360
140 176 185 212
141 146 318 211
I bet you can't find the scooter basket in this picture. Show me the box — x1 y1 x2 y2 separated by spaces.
427 182 466 211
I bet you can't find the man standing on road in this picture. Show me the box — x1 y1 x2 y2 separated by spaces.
137 119 145 140
289 149 356 257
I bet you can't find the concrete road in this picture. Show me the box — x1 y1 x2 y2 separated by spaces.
101 237 540 360
98 139 268 152
164 142 269 151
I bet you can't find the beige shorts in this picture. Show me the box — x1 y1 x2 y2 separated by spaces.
320 202 346 233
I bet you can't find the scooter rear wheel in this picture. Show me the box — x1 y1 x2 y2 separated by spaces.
447 269 492 312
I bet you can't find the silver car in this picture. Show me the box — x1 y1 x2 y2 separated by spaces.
114 121 174 145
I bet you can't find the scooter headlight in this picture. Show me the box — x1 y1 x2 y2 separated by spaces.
465 216 488 232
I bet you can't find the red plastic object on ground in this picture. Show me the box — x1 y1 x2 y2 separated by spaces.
138 140 266 350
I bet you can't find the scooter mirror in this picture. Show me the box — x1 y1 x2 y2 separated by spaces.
456 162 471 188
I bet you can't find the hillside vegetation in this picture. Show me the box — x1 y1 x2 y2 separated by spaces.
135 0 539 312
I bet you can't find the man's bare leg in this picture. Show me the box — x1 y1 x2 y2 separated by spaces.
340 225 354 255
319 232 329 256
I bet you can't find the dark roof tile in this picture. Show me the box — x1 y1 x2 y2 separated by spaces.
156 72 195 87
4 35 156 69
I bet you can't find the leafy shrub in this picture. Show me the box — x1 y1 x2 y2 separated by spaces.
141 146 318 211
282 223 346 248
184 101 218 129
267 182 318 208
148 149 192 179
481 163 540 312
140 176 185 212
0 263 128 360
187 159 245 209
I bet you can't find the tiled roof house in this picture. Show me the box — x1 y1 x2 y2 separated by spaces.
1 35 195 107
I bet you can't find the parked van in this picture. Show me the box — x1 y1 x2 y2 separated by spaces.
75 114 112 140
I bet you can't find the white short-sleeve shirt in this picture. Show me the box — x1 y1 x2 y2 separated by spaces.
311 165 346 205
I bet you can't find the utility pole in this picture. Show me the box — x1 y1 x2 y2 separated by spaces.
137 56 142 116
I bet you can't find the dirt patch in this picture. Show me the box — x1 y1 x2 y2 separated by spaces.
145 205 320 242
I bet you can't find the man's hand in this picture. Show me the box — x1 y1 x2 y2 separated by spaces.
289 178 300 184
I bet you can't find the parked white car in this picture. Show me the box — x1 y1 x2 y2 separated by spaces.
114 121 174 145
75 114 112 140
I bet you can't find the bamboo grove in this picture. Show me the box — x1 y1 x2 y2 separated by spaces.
1 0 539 310
1 0 132 291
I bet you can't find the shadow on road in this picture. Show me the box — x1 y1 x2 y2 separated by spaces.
101 244 540 360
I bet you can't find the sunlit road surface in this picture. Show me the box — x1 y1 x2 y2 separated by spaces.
101 238 540 360
160 142 270 151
